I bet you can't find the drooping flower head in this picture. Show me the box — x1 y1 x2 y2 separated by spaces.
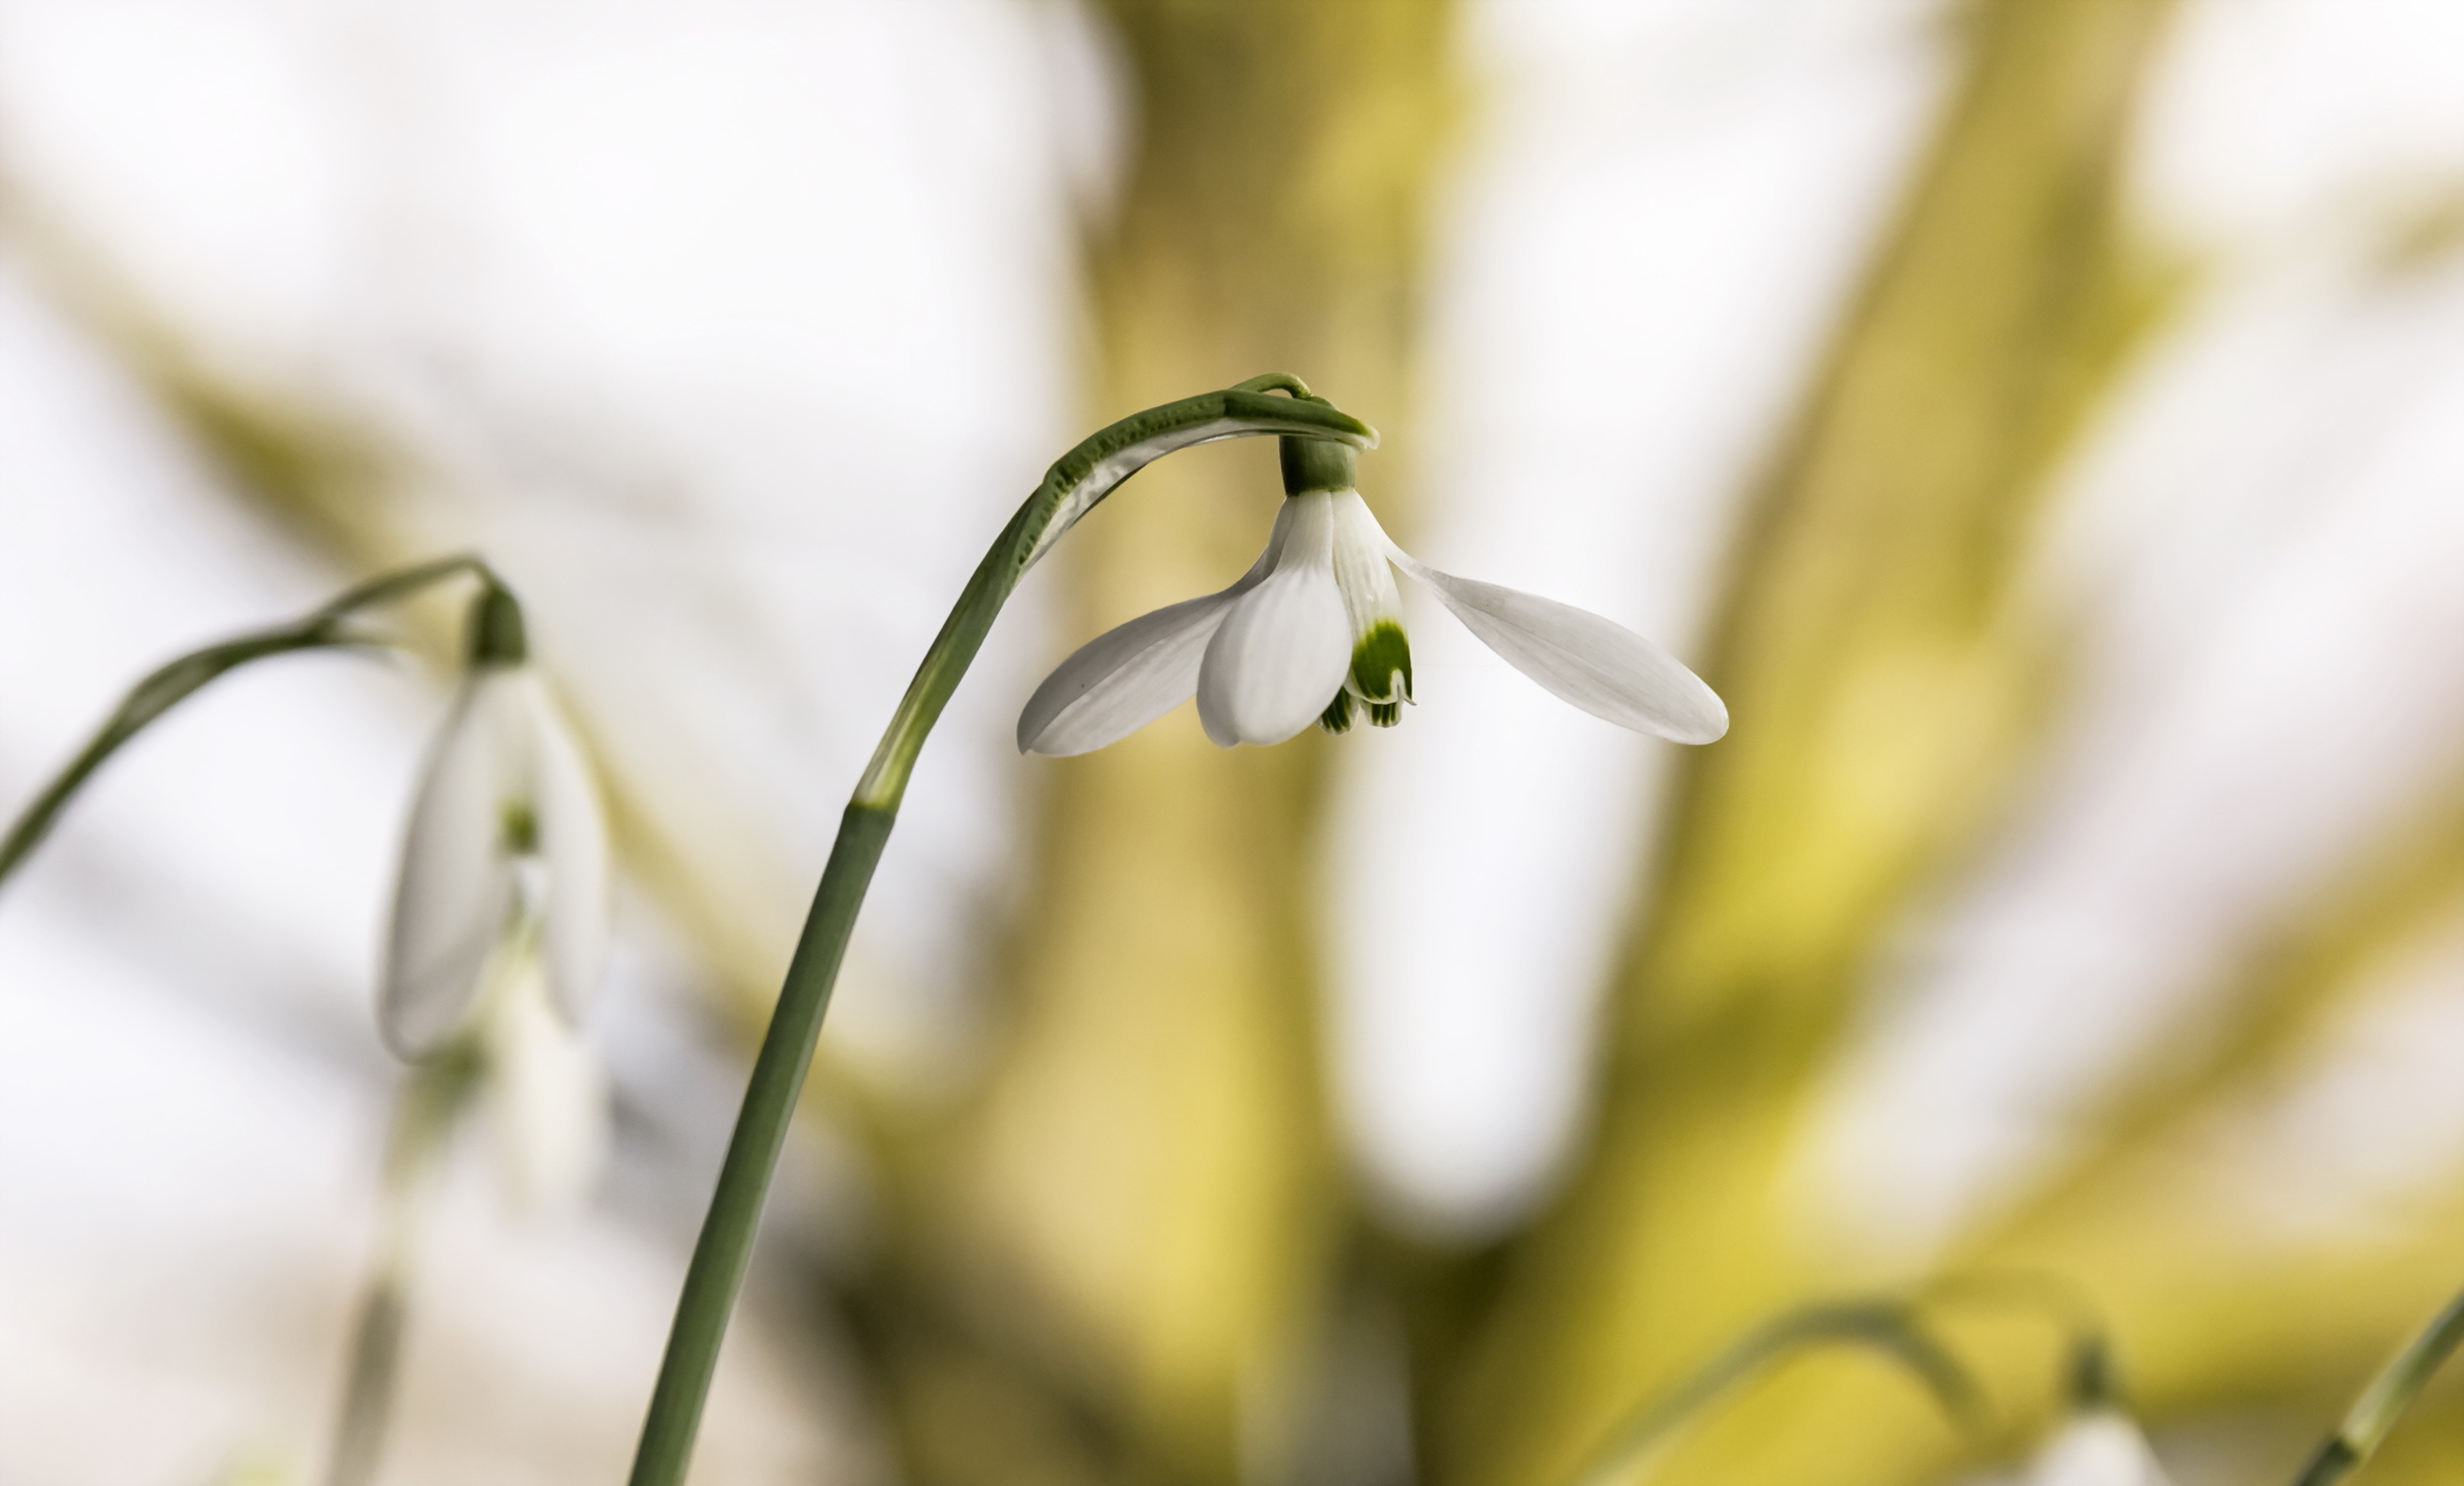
1018 436 1727 754
380 581 610 1061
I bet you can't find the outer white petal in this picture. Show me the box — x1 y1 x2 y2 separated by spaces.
1018 497 1299 755
381 671 526 1059
1196 493 1351 745
1389 548 1727 743
522 675 611 1026
1016 591 1240 755
482 953 609 1214
2028 1412 2171 1486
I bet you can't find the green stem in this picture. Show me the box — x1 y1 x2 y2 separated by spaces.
2290 1285 2464 1486
1920 1270 2116 1407
1563 1299 1983 1486
324 1043 483 1486
0 553 487 893
623 381 1375 1486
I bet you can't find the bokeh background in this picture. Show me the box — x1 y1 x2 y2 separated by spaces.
7 1 2464 1483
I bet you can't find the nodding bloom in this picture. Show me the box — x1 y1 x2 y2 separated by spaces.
380 584 610 1062
2024 1409 2172 1486
1017 437 1727 755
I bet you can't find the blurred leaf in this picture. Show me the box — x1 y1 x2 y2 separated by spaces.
1432 1 2184 1482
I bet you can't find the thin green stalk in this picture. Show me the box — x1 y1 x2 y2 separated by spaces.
2289 1285 2464 1486
0 553 485 892
1921 1270 2117 1406
324 1044 482 1486
1563 1299 1984 1486
623 380 1375 1486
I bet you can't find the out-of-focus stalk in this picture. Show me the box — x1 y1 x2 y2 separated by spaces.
322 1044 482 1486
2288 1287 2464 1486
623 384 1374 1486
1564 1299 1980 1486
0 555 483 895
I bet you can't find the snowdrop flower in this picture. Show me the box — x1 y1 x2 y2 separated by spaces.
2022 1409 2171 1486
477 949 611 1211
1018 436 1727 754
380 583 610 1061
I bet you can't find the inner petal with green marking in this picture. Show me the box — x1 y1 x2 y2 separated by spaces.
1348 620 1413 710
1326 489 1415 731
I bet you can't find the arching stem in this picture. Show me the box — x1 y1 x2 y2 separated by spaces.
623 383 1374 1486
0 553 488 892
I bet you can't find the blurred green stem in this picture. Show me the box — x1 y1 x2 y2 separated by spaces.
2289 1284 2464 1486
1921 1271 2117 1406
1563 1299 1982 1486
0 553 484 893
324 1043 483 1486
623 382 1374 1486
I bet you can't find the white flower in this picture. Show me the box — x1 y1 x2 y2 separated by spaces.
1017 442 1727 754
380 639 609 1061
2024 1410 2172 1486
477 949 610 1213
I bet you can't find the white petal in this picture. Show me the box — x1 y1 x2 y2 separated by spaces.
482 953 609 1214
1391 551 1727 743
522 677 611 1026
1328 490 1413 702
2029 1413 2171 1486
1196 493 1352 745
1017 498 1298 755
381 670 526 1059
1328 490 1406 638
1016 591 1240 755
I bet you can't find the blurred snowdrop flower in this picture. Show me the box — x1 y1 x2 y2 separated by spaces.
476 950 611 1211
380 582 610 1061
2022 1409 2172 1486
1018 436 1727 753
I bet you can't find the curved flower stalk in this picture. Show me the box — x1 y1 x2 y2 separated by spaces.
626 377 1378 1486
1561 1296 1980 1486
1019 435 1726 754
379 580 610 1060
0 554 486 896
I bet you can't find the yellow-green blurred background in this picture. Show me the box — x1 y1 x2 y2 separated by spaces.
8 2 2464 1483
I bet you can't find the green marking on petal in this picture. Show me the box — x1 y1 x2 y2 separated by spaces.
1369 701 1402 729
501 800 540 856
1319 689 1356 735
1349 620 1413 704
